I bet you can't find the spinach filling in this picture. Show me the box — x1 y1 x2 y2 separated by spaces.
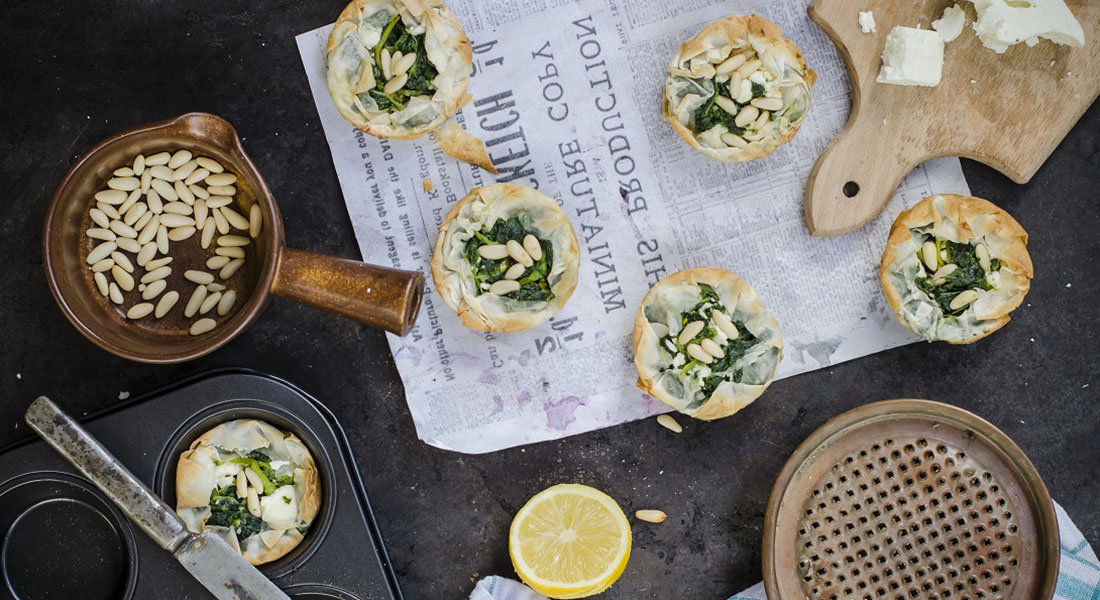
358 13 439 113
914 237 1001 316
657 283 761 403
691 76 768 135
207 484 263 540
463 217 554 302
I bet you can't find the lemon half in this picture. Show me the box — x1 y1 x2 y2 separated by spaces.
509 483 631 599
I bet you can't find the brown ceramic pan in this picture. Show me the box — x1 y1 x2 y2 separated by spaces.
44 113 423 363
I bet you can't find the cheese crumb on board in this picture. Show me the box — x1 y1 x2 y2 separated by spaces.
969 0 1085 54
858 11 877 34
877 26 945 87
932 4 966 43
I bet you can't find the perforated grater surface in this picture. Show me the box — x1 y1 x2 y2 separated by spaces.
763 399 1059 600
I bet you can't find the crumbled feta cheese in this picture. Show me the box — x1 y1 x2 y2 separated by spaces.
932 4 966 43
671 353 686 368
969 0 1085 54
877 26 945 87
260 485 299 530
735 79 753 103
858 11 877 34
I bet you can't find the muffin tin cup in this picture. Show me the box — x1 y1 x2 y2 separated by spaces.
0 369 401 600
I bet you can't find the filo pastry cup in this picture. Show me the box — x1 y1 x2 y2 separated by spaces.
176 419 322 565
662 14 815 162
880 194 1033 344
431 183 580 333
326 0 472 139
633 268 782 421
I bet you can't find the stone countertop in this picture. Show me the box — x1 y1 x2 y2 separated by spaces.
0 1 1096 598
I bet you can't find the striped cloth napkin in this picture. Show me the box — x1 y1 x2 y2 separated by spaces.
472 502 1098 600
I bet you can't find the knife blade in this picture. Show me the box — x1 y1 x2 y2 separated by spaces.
25 396 291 600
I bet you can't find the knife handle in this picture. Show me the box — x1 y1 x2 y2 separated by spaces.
25 396 191 552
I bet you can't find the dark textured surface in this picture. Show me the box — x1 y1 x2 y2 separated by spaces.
1 2 1097 599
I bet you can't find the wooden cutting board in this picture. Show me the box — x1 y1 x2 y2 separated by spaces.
804 0 1100 236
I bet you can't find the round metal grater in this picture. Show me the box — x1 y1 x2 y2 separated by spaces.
763 399 1059 600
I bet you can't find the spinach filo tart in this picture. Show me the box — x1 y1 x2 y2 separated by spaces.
326 0 471 139
880 194 1033 344
662 14 815 162
431 183 580 332
633 268 783 421
176 419 322 565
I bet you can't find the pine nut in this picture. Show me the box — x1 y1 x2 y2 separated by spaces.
734 105 760 128
635 509 667 523
109 220 137 238
110 251 133 273
215 246 244 258
720 132 748 147
752 110 770 130
137 215 159 244
236 470 248 499
206 283 225 292
87 241 117 264
199 291 222 315
133 154 145 175
656 414 683 433
122 202 147 226
949 290 979 311
212 208 230 234
145 151 171 166
91 258 114 272
168 150 192 169
687 344 713 364
715 95 739 115
155 290 180 318
201 220 216 249
678 320 705 345
175 180 195 205
90 208 111 228
506 240 532 266
97 203 121 219
245 487 261 517
196 157 223 173
711 310 740 340
190 317 217 336
478 244 509 260
190 184 210 199
207 185 236 196
172 160 198 181
141 279 167 300
185 286 207 318
381 48 393 80
244 467 264 493
522 234 542 261
94 271 110 296
146 256 172 270
249 204 262 238
185 167 210 186
146 189 163 214
220 206 250 230
141 266 172 284
152 178 179 201
150 165 175 181
87 228 115 241
135 242 157 267
976 243 991 272
167 227 196 241
185 270 215 285
734 59 761 78
206 196 232 208
205 172 237 187
701 338 725 358
219 259 245 279
489 279 520 295
95 190 127 205
117 238 140 253
217 235 250 247
158 214 195 228
112 265 134 291
751 97 784 111
162 202 192 216
108 177 139 191
108 282 124 304
383 73 408 94
156 225 170 254
394 52 417 76
716 52 748 74
932 264 958 280
126 303 154 319
119 189 142 214
194 199 208 229
504 263 526 280
114 167 134 177
141 170 152 193
217 290 237 316
133 210 153 233
921 241 938 269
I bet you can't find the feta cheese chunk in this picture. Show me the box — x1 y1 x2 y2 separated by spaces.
933 4 966 43
259 485 299 530
877 27 945 87
858 11 877 34
969 0 1085 53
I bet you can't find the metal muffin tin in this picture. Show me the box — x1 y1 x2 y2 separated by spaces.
764 399 1059 600
0 369 402 600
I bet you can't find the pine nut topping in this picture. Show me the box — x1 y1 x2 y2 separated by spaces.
87 241 117 265
151 178 178 201
108 282 124 304
162 201 192 216
110 251 134 273
949 289 979 311
133 154 145 175
185 286 207 318
185 167 210 186
126 303 155 320
212 208 230 234
478 244 509 260
236 470 248 499
145 152 171 166
217 235 250 247
678 320 705 345
111 266 135 291
116 237 141 253
201 219 216 249
196 156 224 173
932 264 958 280
87 228 115 241
711 310 740 340
734 59 762 79
219 259 245 280
167 226 196 242
150 165 175 181
142 279 167 300
107 177 140 191
136 242 157 267
656 414 683 433
199 291 222 315
976 243 991 272
205 172 237 187
155 291 180 318
91 259 114 273
720 132 748 148
207 255 231 270
734 105 760 128
701 338 725 359
190 317 217 336
141 266 172 284
173 160 198 182
245 487 261 517
220 206 250 230
393 52 417 76
215 246 245 258
185 270 215 285
217 290 237 316
715 95 739 115
95 190 127 204
381 48 393 80
687 344 713 364
507 240 533 266
635 509 667 523
168 150 192 169
489 279 521 295
504 263 526 280
94 272 110 296
921 241 938 269
383 73 408 95
90 208 111 228
109 220 138 238
522 234 542 261
716 52 748 75
751 97 784 111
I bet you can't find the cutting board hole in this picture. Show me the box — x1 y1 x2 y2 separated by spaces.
843 181 860 198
